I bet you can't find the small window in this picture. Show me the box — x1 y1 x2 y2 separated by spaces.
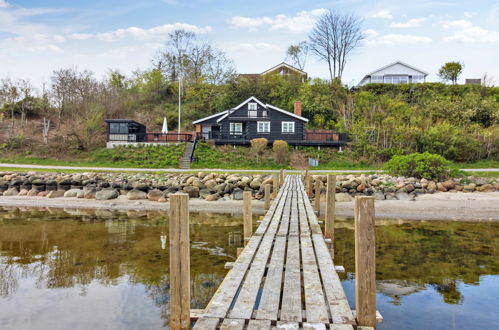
248 102 257 110
282 121 295 133
257 121 270 133
262 110 268 117
109 123 120 133
248 110 257 118
230 122 243 135
119 123 128 133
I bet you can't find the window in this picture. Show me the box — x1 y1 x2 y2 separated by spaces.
384 75 408 84
248 102 257 110
248 110 257 118
262 110 268 117
371 76 383 83
109 123 128 134
230 122 242 135
257 121 270 133
282 121 295 133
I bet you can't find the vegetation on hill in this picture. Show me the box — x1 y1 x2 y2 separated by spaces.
0 29 498 168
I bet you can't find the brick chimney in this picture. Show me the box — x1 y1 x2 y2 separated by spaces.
294 101 302 117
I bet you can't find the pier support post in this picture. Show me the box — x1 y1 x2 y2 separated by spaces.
279 169 285 187
272 174 278 199
243 191 253 243
325 175 336 242
314 178 321 214
169 193 190 330
264 184 271 211
307 175 313 198
304 169 308 183
354 196 376 328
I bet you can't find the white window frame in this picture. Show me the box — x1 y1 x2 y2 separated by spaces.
248 110 257 118
230 122 243 135
257 121 270 133
248 102 257 110
281 121 295 133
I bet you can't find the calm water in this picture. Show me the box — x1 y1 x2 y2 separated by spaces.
0 208 498 329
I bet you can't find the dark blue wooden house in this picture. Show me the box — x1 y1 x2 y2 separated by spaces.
193 96 346 147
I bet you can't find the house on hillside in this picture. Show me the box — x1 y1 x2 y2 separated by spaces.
240 62 308 83
358 61 428 86
193 96 345 147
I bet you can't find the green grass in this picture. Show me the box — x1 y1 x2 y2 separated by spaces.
462 171 499 179
192 142 289 169
0 144 186 169
452 159 499 169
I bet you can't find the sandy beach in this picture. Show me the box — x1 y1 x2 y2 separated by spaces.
0 191 497 221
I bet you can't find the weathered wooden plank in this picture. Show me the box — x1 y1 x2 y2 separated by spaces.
352 310 384 323
300 234 329 323
329 325 355 330
220 318 245 330
280 233 302 322
247 319 272 330
354 196 376 328
192 317 219 330
243 191 253 240
228 189 290 319
275 321 299 329
303 323 327 330
255 236 286 320
202 190 288 318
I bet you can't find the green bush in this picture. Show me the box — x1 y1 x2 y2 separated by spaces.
272 140 289 164
383 152 452 180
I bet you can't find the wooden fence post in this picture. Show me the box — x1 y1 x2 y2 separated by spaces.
169 193 190 330
264 184 271 211
243 191 253 243
354 196 376 328
314 178 321 214
279 169 285 187
306 175 313 198
272 174 278 199
325 174 336 241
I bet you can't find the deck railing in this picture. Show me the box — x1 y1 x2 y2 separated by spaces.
107 132 194 143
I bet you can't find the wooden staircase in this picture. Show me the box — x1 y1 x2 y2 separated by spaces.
179 142 195 169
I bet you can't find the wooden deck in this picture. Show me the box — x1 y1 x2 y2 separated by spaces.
192 175 356 329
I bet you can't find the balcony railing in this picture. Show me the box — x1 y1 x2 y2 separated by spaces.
108 132 194 143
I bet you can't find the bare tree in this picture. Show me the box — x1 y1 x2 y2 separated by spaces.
286 41 308 70
18 79 34 128
0 78 21 132
308 10 364 81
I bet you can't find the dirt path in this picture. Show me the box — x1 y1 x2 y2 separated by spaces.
0 192 497 221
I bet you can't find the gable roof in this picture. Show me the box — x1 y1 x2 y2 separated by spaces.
261 62 307 76
192 110 228 124
214 96 308 123
366 61 429 77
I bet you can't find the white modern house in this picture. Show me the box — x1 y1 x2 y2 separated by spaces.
358 61 428 86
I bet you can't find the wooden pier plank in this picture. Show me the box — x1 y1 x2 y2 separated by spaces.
220 318 245 330
247 319 271 330
280 234 302 322
192 317 220 330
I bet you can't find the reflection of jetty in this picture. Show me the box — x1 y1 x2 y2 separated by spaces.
186 175 379 329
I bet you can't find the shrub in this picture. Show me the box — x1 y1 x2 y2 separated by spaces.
272 140 289 164
250 138 268 156
383 152 452 180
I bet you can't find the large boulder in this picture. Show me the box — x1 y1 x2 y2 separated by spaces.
2 188 19 196
64 189 82 198
127 189 147 200
47 190 65 198
249 179 262 190
84 189 97 199
205 193 219 201
183 186 200 198
442 180 455 190
373 191 385 200
463 183 476 192
204 179 217 189
335 193 353 202
477 184 496 192
95 189 119 200
427 181 437 192
27 189 39 197
232 188 244 200
395 192 412 201
147 189 164 201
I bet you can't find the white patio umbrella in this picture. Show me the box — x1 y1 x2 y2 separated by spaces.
161 117 168 134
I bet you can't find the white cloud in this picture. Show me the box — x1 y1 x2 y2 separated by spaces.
235 42 281 52
391 18 426 28
442 20 499 43
68 23 212 42
228 8 326 33
365 30 432 45
0 0 9 9
370 10 393 19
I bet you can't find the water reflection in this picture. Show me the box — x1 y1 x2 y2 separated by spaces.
333 219 499 329
0 207 242 329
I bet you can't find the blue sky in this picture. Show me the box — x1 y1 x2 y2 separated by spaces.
1 0 499 87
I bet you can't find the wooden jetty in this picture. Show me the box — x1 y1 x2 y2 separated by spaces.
189 175 370 329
